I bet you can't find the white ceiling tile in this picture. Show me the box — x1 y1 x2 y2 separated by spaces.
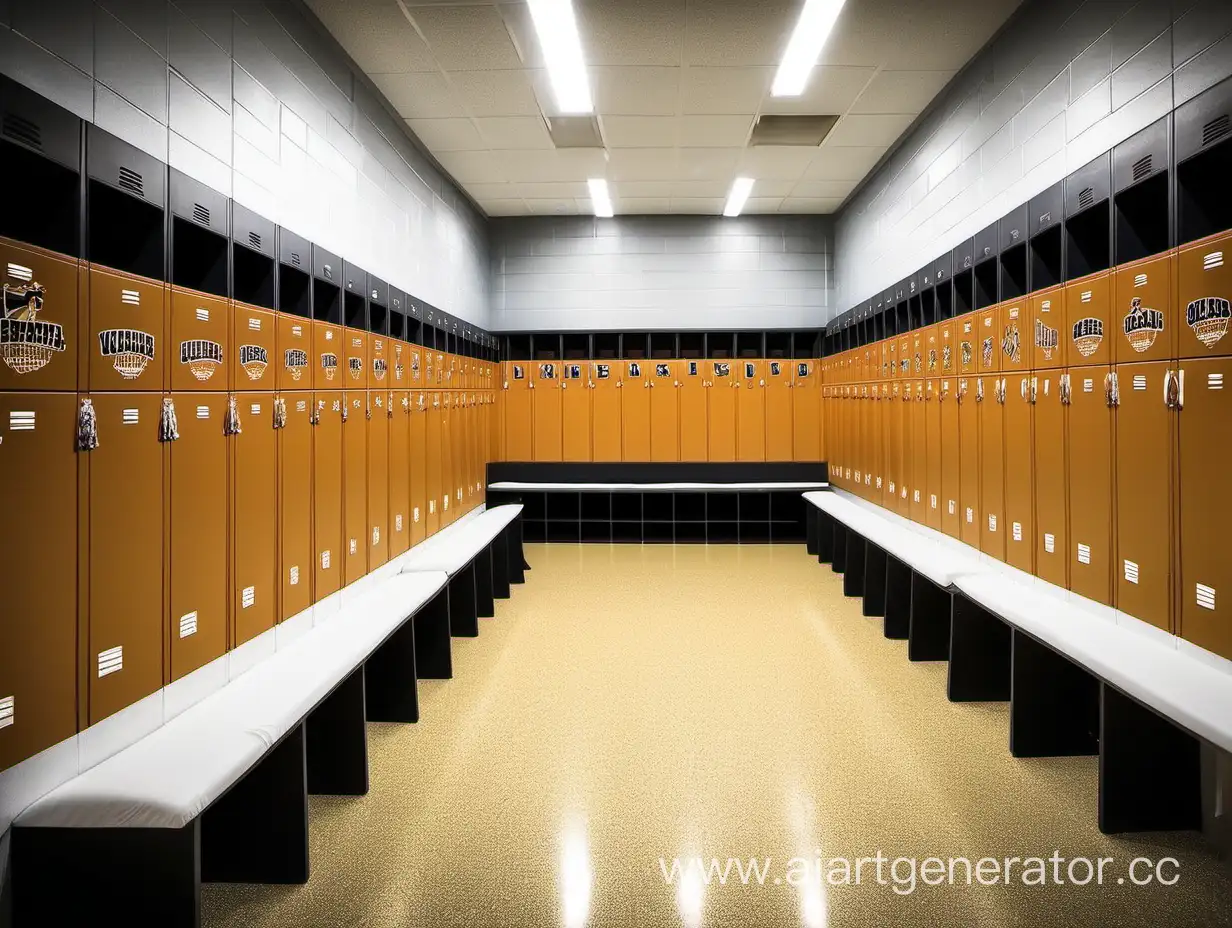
824 113 917 148
436 150 509 184
449 70 541 117
473 116 553 150
804 145 888 180
744 196 785 213
681 67 773 114
737 146 817 179
481 198 529 216
601 116 679 148
525 198 580 215
669 197 726 214
406 118 485 152
849 70 957 115
759 66 877 116
669 180 730 198
576 0 686 67
675 147 741 181
467 182 520 201
747 178 795 197
779 197 845 213
607 148 679 181
616 181 674 197
499 149 610 184
791 179 858 199
307 0 437 73
679 115 754 147
370 72 463 119
617 197 673 213
406 4 522 71
517 182 591 200
684 0 797 67
592 67 680 116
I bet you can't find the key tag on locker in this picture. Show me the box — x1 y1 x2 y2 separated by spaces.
1104 372 1120 408
974 378 983 403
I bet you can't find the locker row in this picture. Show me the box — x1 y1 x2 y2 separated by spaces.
498 358 824 463
0 386 494 775
500 330 822 362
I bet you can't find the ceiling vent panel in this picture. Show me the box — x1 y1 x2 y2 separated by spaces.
750 115 839 147
545 116 604 149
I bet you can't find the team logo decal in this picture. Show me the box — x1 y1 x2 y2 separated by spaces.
596 364 610 379
913 352 922 373
656 363 670 377
900 357 910 374
99 329 156 379
796 363 809 379
393 345 405 381
1001 324 1020 364
2 281 65 375
180 339 223 381
1035 318 1058 361
1072 318 1104 358
960 341 972 369
1186 297 1230 348
1123 298 1164 353
982 337 994 368
927 349 937 372
540 362 556 379
348 357 363 379
567 364 582 379
373 357 388 381
321 352 339 381
688 361 699 376
941 344 952 372
239 345 268 380
285 348 308 381
770 361 781 376
713 362 730 377
744 362 756 378
411 351 421 379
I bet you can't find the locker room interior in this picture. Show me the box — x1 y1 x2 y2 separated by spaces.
0 1 1231 927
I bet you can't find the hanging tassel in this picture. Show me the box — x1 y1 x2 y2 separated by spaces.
224 394 242 436
388 392 395 418
77 398 99 451
273 397 287 430
975 378 985 403
159 397 180 442
341 400 348 423
1105 372 1120 408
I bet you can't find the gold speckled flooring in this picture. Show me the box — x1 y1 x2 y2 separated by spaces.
203 544 1232 928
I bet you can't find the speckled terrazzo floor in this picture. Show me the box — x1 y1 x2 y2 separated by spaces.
202 544 1232 928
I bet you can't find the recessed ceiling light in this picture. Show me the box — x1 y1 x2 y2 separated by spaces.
723 178 754 217
528 0 594 114
772 0 849 97
588 178 614 218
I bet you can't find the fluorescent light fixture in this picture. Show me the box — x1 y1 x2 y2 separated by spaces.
588 178 614 218
528 0 594 114
723 178 754 217
772 0 849 97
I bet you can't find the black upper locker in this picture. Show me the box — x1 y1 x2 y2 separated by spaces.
386 285 404 342
999 205 1029 300
892 280 909 334
951 237 976 316
403 294 422 347
232 203 275 308
450 318 460 356
276 227 311 319
1113 116 1173 264
649 332 675 359
311 244 342 325
906 269 923 328
1064 153 1112 281
973 223 999 309
169 169 229 297
562 332 589 360
706 331 735 358
621 332 649 359
0 77 82 258
342 260 368 332
920 264 938 325
933 252 954 320
1176 76 1232 245
736 331 762 357
531 333 560 360
1028 183 1064 290
766 331 792 358
86 124 166 281
506 332 531 360
368 274 389 338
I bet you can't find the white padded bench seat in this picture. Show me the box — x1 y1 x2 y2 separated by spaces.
400 504 524 575
489 481 828 492
16 571 448 830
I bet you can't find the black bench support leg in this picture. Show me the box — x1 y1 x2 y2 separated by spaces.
449 565 480 637
883 556 911 640
1010 630 1099 758
476 543 496 618
1099 684 1202 834
842 529 865 598
492 529 512 599
413 587 453 680
307 666 369 795
514 515 529 578
947 593 1011 702
831 520 847 574
806 507 818 556
907 575 951 661
200 722 310 884
862 543 887 617
366 616 421 720
13 822 200 927
816 511 834 564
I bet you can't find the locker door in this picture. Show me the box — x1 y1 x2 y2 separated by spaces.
88 268 165 392
562 362 591 462
925 379 942 529
370 336 390 390
439 393 453 526
589 362 622 461
979 377 1005 560
1177 233 1231 360
791 361 818 461
346 329 370 390
910 381 927 523
312 321 343 391
708 361 737 462
1064 272 1113 368
170 290 228 393
1115 362 1172 632
939 320 957 378
425 391 442 535
940 376 961 538
1115 253 1175 364
1000 300 1032 374
1068 367 1115 606
233 392 276 648
532 361 563 462
977 306 1000 375
880 383 893 506
958 378 980 547
312 391 343 601
1004 376 1034 573
389 390 410 558
679 359 708 461
956 314 978 377
764 359 792 461
1178 358 1232 661
503 362 533 461
871 386 885 496
896 384 911 516
450 393 465 518
276 315 311 392
621 360 651 461
1033 372 1068 589
649 360 679 462
1033 288 1063 371
169 393 228 682
234 304 276 393
88 393 164 724
368 390 390 571
0 240 79 393
410 392 428 546
0 393 78 771
343 392 368 583
737 359 766 462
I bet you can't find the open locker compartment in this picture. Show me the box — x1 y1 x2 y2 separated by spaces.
1063 156 1114 369
1114 116 1172 267
232 204 275 310
169 169 228 299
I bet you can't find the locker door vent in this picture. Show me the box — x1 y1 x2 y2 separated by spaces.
248 231 262 250
117 167 144 198
966 507 974 523
1124 560 1140 584
290 251 302 267
241 587 255 609
1131 154 1152 182
122 408 140 424
98 646 123 678
250 403 261 415
289 566 300 586
1210 373 1225 390
192 203 211 226
179 612 198 638
930 494 937 510
948 499 956 515
248 317 262 330
1202 114 1230 148
349 539 357 555
413 506 420 522
321 550 331 569
1077 543 1091 565
196 405 210 419
195 307 210 322
1077 187 1094 211
0 696 13 731
291 324 303 337
1044 533 1056 554
1133 375 1147 390
1134 273 1148 288
121 289 140 306
1083 379 1094 392
988 515 998 532
1012 521 1022 541
372 527 380 547
2 112 41 150
6 262 33 282
1196 583 1217 611
8 410 35 431
1204 251 1224 270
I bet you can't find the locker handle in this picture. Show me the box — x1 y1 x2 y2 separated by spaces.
1104 372 1119 408
1059 374 1072 406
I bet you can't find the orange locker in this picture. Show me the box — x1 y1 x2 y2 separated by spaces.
979 376 1005 560
879 382 893 506
589 361 622 461
346 329 369 391
924 377 942 529
939 319 956 378
278 394 314 620
312 391 343 601
369 390 390 571
0 240 79 393
169 393 228 682
342 392 367 583
708 361 737 462
957 377 980 546
233 392 276 648
88 267 165 392
370 335 390 389
679 359 707 461
1115 252 1175 364
233 304 276 393
737 359 766 462
649 361 679 462
978 306 1000 375
170 289 228 393
1003 375 1034 573
869 385 883 496
621 360 651 461
562 362 590 462
909 381 927 523
0 392 78 771
532 361 563 462
390 341 408 390
1033 288 1063 371
389 389 410 558
765 360 792 461
1064 272 1113 368
440 392 455 526
451 392 466 518
276 314 311 392
791 360 819 461
1177 232 1231 360
410 391 428 546
1000 298 1032 374
87 393 164 724
956 313 977 376
897 333 911 378
312 319 343 391
1068 367 1115 606
939 375 960 538
1033 370 1068 590
1177 358 1232 660
503 362 533 461
425 391 442 535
